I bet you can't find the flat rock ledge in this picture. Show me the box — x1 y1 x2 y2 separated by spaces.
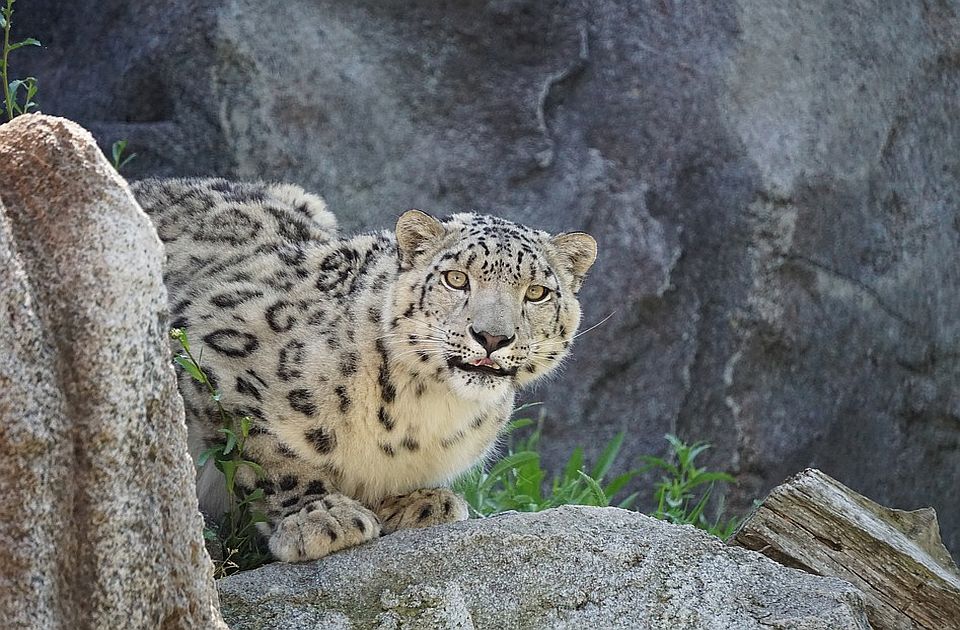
218 506 870 629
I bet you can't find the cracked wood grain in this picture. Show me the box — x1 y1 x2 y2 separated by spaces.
729 468 960 630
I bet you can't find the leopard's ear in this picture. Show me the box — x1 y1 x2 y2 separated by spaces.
396 210 445 270
549 232 597 293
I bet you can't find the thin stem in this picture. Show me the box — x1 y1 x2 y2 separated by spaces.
2 0 14 121
179 341 230 428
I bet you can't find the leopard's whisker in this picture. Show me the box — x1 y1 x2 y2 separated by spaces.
392 339 447 348
394 344 446 355
399 337 448 344
526 360 553 372
568 312 616 340
400 315 448 335
529 312 616 348
522 357 556 374
391 348 446 361
378 332 447 343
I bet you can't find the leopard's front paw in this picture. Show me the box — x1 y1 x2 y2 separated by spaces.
269 493 381 562
376 488 469 535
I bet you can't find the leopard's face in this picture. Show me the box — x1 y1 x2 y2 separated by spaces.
389 212 597 403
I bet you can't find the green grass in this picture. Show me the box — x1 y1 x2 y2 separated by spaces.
455 407 741 539
454 407 640 515
1 0 40 121
170 328 269 577
641 434 741 538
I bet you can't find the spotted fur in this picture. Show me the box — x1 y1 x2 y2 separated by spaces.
134 177 597 562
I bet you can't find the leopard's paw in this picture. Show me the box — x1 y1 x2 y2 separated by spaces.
377 488 469 535
269 493 381 562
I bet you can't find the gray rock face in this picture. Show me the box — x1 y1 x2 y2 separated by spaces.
0 114 226 629
18 1 960 553
217 506 871 629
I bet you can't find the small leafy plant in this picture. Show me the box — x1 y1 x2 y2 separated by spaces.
110 139 137 172
642 434 741 538
170 328 270 577
456 411 741 538
455 407 640 516
1 0 41 121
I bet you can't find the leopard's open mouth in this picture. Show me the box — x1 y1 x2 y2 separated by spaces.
448 356 516 378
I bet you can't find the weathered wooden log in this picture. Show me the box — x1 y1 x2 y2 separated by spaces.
729 468 960 629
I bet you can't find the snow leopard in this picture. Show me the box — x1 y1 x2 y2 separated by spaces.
134 177 597 562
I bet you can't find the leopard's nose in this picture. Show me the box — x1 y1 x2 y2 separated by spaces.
469 327 515 355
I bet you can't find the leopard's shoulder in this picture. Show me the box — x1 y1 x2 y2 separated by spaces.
133 177 338 248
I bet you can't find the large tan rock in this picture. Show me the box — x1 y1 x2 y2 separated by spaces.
0 114 226 629
218 506 871 629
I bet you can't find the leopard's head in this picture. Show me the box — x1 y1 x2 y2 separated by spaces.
387 210 597 403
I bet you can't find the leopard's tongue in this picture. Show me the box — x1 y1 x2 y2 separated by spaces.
472 357 500 369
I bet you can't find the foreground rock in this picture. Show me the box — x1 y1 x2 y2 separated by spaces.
218 506 870 629
20 1 960 553
0 114 226 628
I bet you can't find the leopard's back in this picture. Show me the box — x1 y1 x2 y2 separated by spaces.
133 178 358 452
134 178 338 307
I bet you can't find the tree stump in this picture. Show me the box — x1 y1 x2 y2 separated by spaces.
729 468 960 629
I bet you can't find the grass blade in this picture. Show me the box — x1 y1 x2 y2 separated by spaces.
590 430 625 481
576 471 609 506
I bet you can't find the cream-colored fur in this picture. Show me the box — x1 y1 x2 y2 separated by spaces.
134 177 596 562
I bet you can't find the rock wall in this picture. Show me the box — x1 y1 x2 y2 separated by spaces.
17 1 960 553
0 114 226 628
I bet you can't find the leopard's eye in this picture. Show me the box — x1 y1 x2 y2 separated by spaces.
525 284 550 303
442 270 470 290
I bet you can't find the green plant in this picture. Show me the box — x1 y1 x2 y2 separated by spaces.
642 434 741 538
110 139 137 171
170 328 269 577
456 415 741 539
455 406 640 516
1 0 40 121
